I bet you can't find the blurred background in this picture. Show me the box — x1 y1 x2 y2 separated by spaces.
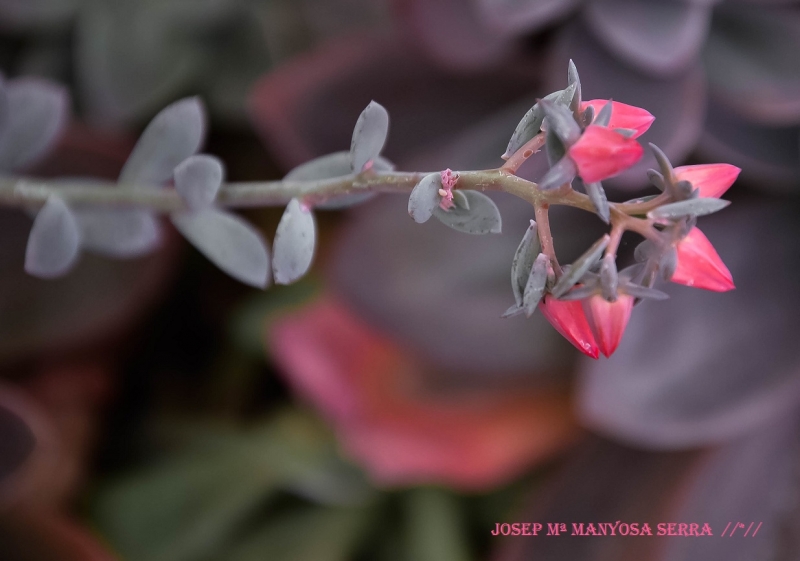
1 0 800 560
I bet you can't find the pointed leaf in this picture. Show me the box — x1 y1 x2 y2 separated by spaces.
621 283 669 301
648 198 731 219
511 220 539 305
523 253 549 317
545 128 567 166
273 199 317 285
0 77 68 172
539 99 581 145
568 59 582 115
350 101 389 173
432 190 501 235
501 304 525 319
174 154 223 210
25 196 80 278
408 173 443 224
75 209 161 258
594 99 613 127
585 181 610 223
539 156 577 190
504 84 576 159
599 254 619 301
649 142 674 180
647 169 667 191
171 209 269 288
119 97 205 187
552 235 610 298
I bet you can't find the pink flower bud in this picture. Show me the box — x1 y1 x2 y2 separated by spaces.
583 294 634 358
673 164 741 199
539 295 599 359
439 168 458 210
581 100 655 138
671 227 735 292
567 125 644 184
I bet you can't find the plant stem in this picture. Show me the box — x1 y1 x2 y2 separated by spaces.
534 203 562 277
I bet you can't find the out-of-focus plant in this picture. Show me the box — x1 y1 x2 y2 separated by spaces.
0 0 390 125
396 0 800 192
0 62 740 358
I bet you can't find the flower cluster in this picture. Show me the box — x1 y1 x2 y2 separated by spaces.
496 61 739 359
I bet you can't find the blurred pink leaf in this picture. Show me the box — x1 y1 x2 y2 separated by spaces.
267 296 579 490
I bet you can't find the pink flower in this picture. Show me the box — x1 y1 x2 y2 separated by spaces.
438 168 457 210
583 295 635 358
567 125 644 183
266 296 578 490
671 228 735 292
581 100 655 139
673 164 741 199
539 296 599 359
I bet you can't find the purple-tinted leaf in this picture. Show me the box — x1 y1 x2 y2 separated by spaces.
0 78 68 172
119 97 205 188
350 101 389 173
698 101 800 192
432 190 502 235
174 154 224 210
661 414 799 561
548 21 707 190
704 4 800 124
585 0 712 77
475 0 581 36
328 194 583 380
74 209 161 258
25 197 80 279
273 199 317 285
538 156 577 190
171 209 270 289
248 35 540 171
394 0 512 68
577 202 800 449
408 173 443 224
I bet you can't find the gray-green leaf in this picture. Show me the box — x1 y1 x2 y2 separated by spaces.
75 209 160 258
503 83 576 159
648 198 730 219
174 154 223 210
510 220 539 306
171 209 269 288
408 173 442 224
120 97 205 188
523 253 549 317
25 196 80 278
350 101 389 173
432 190 502 235
552 235 610 298
273 199 317 285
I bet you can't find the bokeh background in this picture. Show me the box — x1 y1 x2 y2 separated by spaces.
1 0 800 560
